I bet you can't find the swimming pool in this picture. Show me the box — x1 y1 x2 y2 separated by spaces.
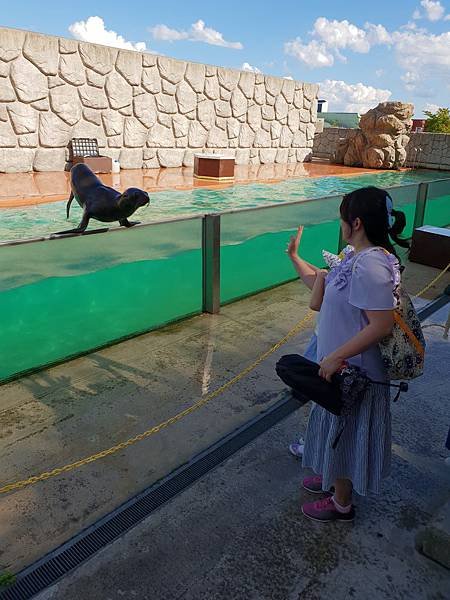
1 169 449 242
0 168 449 383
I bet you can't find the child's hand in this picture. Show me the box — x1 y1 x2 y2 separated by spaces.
286 226 304 258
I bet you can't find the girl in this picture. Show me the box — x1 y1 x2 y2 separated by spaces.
299 186 407 522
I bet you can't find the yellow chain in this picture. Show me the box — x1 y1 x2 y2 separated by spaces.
414 261 450 298
1 260 448 496
0 311 315 494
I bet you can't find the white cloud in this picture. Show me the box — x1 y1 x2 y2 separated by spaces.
401 70 420 91
313 17 370 53
318 79 392 113
285 18 390 68
150 24 187 42
283 76 294 80
241 62 261 73
69 16 148 51
150 19 242 49
413 1 446 21
423 102 442 112
375 68 385 77
284 38 334 68
393 30 450 80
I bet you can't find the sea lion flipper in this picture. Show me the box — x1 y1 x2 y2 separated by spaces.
53 211 90 235
66 192 74 219
119 219 140 228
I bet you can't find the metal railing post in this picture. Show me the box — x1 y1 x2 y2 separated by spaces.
413 182 428 231
202 214 221 314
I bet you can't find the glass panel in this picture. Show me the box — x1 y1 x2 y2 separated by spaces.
387 183 419 239
0 219 203 382
425 179 450 228
220 196 343 303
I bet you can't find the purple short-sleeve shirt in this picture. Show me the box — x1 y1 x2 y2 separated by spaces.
317 247 399 381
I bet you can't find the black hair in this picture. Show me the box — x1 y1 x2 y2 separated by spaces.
339 186 409 257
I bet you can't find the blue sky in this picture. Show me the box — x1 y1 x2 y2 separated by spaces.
1 0 449 116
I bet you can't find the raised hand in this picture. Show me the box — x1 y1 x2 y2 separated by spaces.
286 225 304 258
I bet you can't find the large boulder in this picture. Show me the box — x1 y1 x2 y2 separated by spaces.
333 101 414 169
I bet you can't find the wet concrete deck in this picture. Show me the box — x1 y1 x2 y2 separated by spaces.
0 161 388 208
0 257 448 581
37 300 450 599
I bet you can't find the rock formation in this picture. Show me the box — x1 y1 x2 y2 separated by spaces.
333 101 414 169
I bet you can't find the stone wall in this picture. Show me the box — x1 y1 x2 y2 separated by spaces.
0 27 319 172
313 127 450 170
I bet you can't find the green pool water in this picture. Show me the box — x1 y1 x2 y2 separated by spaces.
1 169 449 382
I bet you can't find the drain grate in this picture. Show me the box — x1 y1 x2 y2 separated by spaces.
1 295 447 599
0 394 300 600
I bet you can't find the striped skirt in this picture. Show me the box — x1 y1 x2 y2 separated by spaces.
302 384 392 496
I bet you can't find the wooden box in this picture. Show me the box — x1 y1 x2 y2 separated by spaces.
194 154 235 180
409 225 450 269
69 138 112 173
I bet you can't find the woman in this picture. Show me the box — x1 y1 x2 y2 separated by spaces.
297 186 407 522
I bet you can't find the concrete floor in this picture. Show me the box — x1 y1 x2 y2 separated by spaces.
35 305 450 600
0 259 448 582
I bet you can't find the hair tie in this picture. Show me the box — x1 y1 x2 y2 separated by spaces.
386 194 395 229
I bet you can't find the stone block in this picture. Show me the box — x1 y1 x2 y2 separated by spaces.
238 123 254 148
157 148 184 167
259 148 277 163
176 81 197 114
265 75 282 97
133 94 157 128
59 38 78 54
158 56 186 84
10 56 48 103
0 148 34 172
124 117 148 147
22 32 58 75
156 93 177 114
119 148 143 169
34 148 66 171
148 122 175 147
254 128 271 147
106 71 132 109
50 85 81 125
102 110 123 136
188 121 208 148
217 67 239 91
0 121 16 146
235 148 250 164
185 62 205 93
204 76 219 100
206 126 228 147
79 42 116 75
18 133 38 147
142 66 161 94
78 85 108 110
83 108 102 126
59 53 86 86
0 27 25 62
231 88 247 118
116 50 142 86
86 69 105 88
7 103 38 133
197 99 215 129
39 111 72 147
0 78 16 102
239 72 255 99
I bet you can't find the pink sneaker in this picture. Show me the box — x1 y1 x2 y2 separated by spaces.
302 475 333 495
302 496 355 523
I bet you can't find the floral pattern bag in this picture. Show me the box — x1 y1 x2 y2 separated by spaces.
378 282 426 380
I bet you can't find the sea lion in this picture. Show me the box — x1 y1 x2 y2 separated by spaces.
55 163 150 234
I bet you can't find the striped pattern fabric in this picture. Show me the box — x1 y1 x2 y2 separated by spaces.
302 384 391 496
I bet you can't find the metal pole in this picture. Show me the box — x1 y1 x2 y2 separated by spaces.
202 214 221 314
413 182 428 231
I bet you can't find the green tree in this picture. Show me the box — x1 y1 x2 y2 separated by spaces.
424 107 450 133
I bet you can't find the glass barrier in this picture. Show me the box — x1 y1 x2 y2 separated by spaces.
387 183 419 239
0 218 203 382
425 179 450 228
220 196 343 303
